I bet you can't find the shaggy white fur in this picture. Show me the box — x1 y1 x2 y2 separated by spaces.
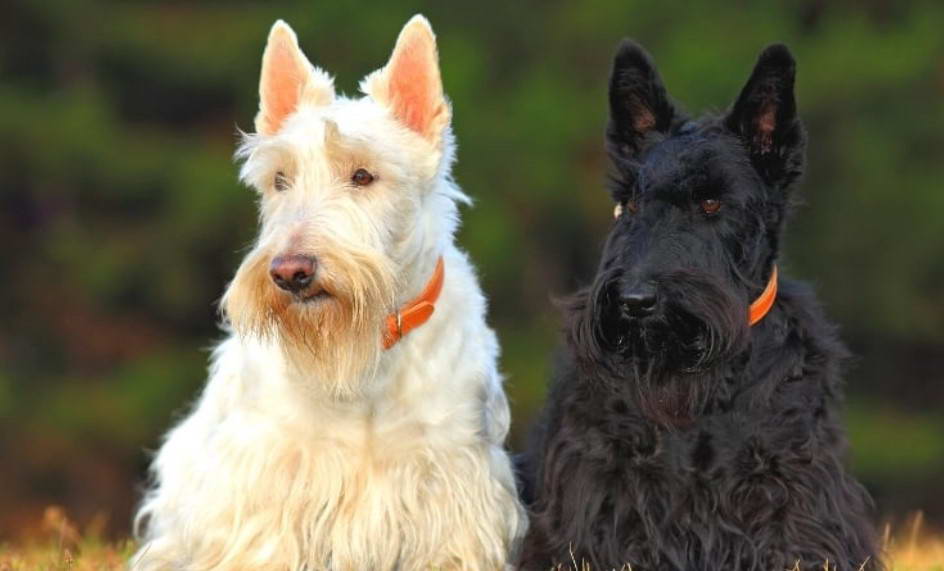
132 15 526 570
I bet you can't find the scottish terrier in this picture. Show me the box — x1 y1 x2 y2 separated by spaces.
133 15 525 570
518 41 880 571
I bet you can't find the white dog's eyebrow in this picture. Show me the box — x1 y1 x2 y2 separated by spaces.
236 131 294 161
234 133 299 189
321 120 398 182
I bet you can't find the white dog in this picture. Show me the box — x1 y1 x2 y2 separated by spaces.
133 15 526 570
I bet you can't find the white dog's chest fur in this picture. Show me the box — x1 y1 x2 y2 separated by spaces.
134 252 524 570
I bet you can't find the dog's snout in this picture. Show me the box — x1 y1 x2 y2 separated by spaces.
619 283 658 318
270 254 317 293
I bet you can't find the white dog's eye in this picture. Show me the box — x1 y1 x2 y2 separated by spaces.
352 168 375 187
274 171 290 192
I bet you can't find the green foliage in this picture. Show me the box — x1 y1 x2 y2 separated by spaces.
1 0 942 534
847 403 944 480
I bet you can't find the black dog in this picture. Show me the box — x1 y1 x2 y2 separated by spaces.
517 42 880 571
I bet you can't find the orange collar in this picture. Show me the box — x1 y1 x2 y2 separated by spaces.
382 257 445 349
748 265 778 326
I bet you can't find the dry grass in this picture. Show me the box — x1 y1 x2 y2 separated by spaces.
550 518 944 571
881 513 944 571
0 508 941 570
0 507 133 571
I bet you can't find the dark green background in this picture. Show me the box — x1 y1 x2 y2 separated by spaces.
1 0 942 538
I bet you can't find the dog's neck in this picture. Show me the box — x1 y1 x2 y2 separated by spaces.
394 177 464 306
382 256 444 349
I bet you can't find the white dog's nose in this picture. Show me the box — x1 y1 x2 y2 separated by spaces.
269 254 316 293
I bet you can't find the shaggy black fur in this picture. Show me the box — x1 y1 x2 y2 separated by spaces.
517 42 881 571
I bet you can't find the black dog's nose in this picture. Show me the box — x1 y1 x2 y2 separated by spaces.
619 284 658 318
270 254 317 293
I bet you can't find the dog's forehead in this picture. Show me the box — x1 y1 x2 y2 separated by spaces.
279 99 384 142
272 97 427 168
638 133 739 192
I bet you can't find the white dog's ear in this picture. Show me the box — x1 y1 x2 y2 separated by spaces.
255 20 334 136
362 15 450 144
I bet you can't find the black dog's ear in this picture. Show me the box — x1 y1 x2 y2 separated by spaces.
725 44 805 189
607 40 675 159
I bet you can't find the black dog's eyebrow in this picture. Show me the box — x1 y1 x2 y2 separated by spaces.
646 170 726 203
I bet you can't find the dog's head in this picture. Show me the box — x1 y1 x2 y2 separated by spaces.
572 41 805 387
223 16 464 397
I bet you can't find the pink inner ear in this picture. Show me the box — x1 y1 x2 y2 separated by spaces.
631 96 657 134
387 35 441 137
260 40 305 134
754 102 777 154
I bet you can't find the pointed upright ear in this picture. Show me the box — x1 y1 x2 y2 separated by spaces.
607 40 676 159
362 15 449 144
725 44 805 189
255 20 334 136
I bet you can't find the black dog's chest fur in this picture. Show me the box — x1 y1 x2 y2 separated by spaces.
519 285 877 570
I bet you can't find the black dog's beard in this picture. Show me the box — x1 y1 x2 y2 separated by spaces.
614 309 707 371
565 268 751 425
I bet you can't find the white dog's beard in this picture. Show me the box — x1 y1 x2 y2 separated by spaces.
281 306 385 400
222 248 395 399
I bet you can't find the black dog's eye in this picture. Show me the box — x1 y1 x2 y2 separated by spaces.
700 199 721 215
625 199 639 215
274 171 289 192
352 168 375 186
